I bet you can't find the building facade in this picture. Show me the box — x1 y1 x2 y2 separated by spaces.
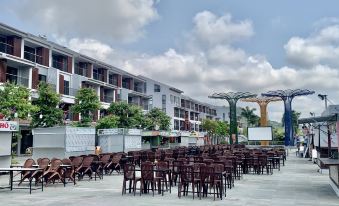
142 76 218 132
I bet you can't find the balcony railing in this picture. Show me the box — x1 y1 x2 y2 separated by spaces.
102 96 114 103
74 65 87 77
0 42 13 55
109 78 118 86
63 88 78 97
5 73 29 87
24 51 43 64
134 86 144 93
93 73 103 81
52 59 67 72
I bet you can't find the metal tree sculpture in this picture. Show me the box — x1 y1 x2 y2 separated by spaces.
242 96 281 145
262 89 315 146
209 92 257 144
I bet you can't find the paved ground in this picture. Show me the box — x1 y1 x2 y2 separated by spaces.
1 150 338 206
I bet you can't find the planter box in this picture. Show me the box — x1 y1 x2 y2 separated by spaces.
32 126 95 159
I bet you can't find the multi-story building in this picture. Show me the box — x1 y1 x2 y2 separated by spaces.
0 23 151 153
0 22 220 152
142 76 217 132
0 23 150 121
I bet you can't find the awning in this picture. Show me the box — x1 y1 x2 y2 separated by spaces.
298 114 338 124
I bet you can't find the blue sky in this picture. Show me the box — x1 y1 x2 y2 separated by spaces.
1 0 339 121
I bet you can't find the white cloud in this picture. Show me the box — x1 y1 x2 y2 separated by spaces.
55 11 339 121
191 11 253 47
12 0 158 43
285 25 339 67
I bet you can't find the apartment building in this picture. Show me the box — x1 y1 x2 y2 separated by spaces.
142 76 218 132
0 22 221 152
0 23 150 123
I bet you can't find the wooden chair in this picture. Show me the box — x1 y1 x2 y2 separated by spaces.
122 163 141 196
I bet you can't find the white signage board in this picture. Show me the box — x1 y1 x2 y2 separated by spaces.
0 121 19 131
248 127 273 141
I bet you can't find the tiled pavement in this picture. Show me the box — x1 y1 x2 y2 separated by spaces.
1 150 338 206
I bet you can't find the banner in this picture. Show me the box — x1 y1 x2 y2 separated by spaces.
0 121 19 131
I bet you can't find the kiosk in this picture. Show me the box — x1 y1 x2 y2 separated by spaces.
97 128 142 153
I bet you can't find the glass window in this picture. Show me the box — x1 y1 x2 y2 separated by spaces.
38 74 47 82
154 84 160 92
64 80 70 95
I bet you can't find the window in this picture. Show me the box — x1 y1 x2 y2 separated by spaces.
64 80 70 95
6 67 18 84
24 46 36 62
170 95 174 104
162 94 166 113
93 68 99 80
38 74 47 82
108 73 114 85
174 108 180 118
154 84 160 92
174 120 179 130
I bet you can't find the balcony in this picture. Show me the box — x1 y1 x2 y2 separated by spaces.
74 65 87 77
0 42 13 55
102 95 114 103
63 88 78 97
52 59 67 72
93 73 103 81
24 51 43 64
6 73 29 87
134 86 144 93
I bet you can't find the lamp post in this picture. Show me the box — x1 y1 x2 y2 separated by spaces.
318 94 328 109
209 92 257 144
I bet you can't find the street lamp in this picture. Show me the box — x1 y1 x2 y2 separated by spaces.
318 94 328 109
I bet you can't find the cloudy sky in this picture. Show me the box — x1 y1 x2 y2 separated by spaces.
2 0 339 121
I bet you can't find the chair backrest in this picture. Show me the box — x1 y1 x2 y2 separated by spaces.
141 162 154 181
39 158 50 169
100 154 111 164
49 159 62 172
23 158 35 168
193 163 205 179
112 154 122 163
200 165 214 183
72 156 83 168
82 156 94 167
180 165 193 183
124 163 136 180
62 158 72 165
147 152 155 162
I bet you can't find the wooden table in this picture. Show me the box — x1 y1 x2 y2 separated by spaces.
0 167 43 194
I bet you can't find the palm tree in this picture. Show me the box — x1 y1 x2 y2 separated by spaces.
241 106 259 127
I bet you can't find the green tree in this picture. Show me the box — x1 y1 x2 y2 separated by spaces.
241 106 259 126
31 82 64 128
108 101 144 128
273 127 284 141
144 108 171 130
216 121 229 137
201 119 218 136
95 115 119 130
0 82 38 120
71 88 101 127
